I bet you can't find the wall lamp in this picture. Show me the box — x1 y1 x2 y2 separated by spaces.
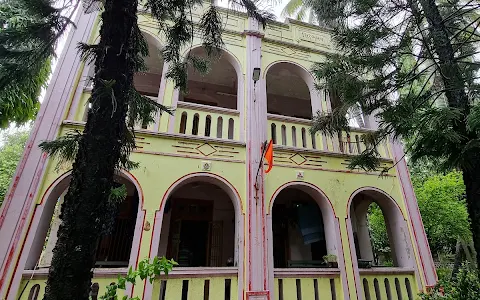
252 67 261 83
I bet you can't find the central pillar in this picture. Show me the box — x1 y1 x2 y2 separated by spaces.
244 18 269 300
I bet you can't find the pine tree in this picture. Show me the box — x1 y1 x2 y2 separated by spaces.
308 0 480 268
0 0 61 128
0 0 273 299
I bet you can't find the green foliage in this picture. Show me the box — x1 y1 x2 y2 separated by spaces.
367 203 390 261
41 0 274 168
0 0 69 128
308 0 480 173
0 129 29 207
308 0 480 268
39 131 82 170
368 171 472 258
420 263 480 300
415 171 471 254
99 257 177 300
108 184 127 204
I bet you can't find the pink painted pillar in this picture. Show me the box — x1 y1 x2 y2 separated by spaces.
391 141 437 288
244 19 269 300
0 10 98 299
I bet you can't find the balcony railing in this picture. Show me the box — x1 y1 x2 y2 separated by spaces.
174 102 240 141
152 267 238 300
72 90 393 159
18 269 126 300
274 268 343 300
268 114 392 159
360 268 417 300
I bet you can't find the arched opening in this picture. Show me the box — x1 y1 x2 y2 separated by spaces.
158 181 237 267
25 174 140 270
271 186 337 268
266 62 312 119
133 32 164 97
180 48 238 110
83 32 164 121
327 89 366 128
349 189 414 268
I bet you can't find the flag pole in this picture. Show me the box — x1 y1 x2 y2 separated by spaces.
255 140 268 188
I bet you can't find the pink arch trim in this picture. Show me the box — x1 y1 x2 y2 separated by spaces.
38 169 146 209
345 186 405 219
158 172 243 214
267 180 336 217
263 60 316 89
182 45 243 76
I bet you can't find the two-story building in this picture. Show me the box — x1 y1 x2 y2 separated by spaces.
0 3 436 300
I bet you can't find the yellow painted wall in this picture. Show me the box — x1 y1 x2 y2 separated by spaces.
7 4 431 300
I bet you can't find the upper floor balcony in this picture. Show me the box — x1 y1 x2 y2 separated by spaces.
64 12 392 164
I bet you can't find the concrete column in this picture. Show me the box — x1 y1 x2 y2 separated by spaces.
37 194 65 268
355 214 375 262
391 141 437 287
244 18 269 300
0 10 99 299
154 61 170 132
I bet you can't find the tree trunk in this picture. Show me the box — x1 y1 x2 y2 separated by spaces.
417 0 480 271
43 0 138 299
452 239 462 280
462 166 480 271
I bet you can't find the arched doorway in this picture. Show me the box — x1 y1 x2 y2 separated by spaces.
266 62 313 120
269 183 338 268
272 188 327 267
24 173 141 270
170 46 244 141
83 31 164 122
133 32 164 97
180 48 239 110
349 189 415 268
157 176 241 268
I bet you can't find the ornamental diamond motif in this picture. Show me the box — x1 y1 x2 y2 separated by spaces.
289 153 307 165
282 47 296 55
196 143 217 156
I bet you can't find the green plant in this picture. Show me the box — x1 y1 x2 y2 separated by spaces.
0 129 29 207
323 254 337 263
436 267 453 282
420 263 480 300
309 0 480 268
99 257 177 300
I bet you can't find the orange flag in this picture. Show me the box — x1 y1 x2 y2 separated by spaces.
264 140 274 173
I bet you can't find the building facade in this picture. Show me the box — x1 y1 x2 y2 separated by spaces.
0 4 436 300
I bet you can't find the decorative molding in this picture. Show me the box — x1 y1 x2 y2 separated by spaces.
133 149 245 164
62 120 246 146
274 151 325 167
267 113 311 125
272 144 394 163
359 268 416 276
157 267 238 278
171 141 242 160
263 37 333 57
242 30 264 38
22 268 128 279
267 113 379 134
177 101 240 116
274 268 340 278
296 30 332 49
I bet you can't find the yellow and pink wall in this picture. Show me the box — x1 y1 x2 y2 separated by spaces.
0 3 436 300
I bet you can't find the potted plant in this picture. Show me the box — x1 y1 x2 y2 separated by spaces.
323 254 338 268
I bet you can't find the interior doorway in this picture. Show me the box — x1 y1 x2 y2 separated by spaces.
159 182 236 267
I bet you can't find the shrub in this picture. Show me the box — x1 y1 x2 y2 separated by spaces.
420 263 480 300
